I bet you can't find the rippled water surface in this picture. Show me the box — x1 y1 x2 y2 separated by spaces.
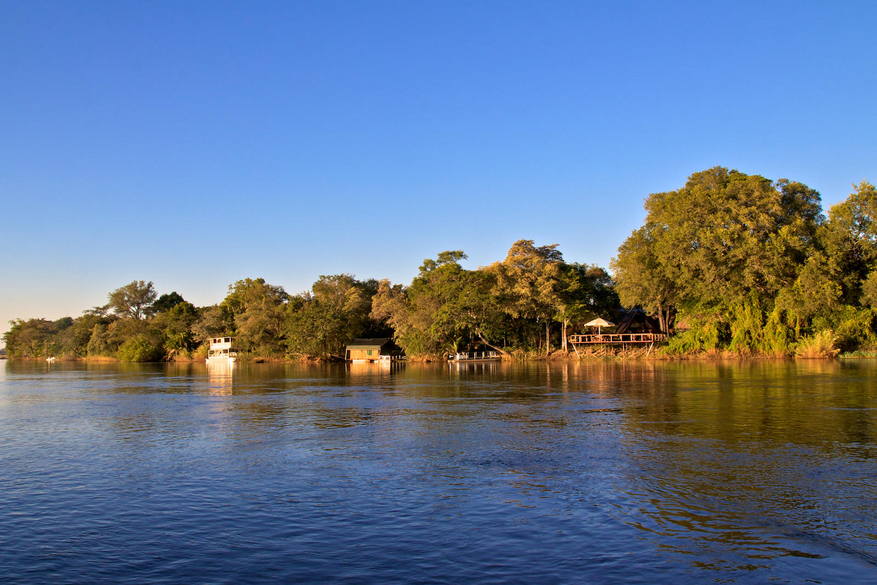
1 359 875 583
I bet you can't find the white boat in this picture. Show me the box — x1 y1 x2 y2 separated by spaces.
448 350 502 362
206 337 237 364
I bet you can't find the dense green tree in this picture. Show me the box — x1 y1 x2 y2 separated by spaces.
102 318 150 356
66 314 107 357
370 251 515 356
222 278 288 318
371 252 473 356
774 252 842 326
152 301 198 357
191 305 234 344
370 279 417 349
285 274 383 358
645 169 821 306
820 180 877 304
86 323 114 357
152 292 187 313
117 335 163 362
411 251 475 353
1 317 83 357
222 278 289 355
791 180 877 349
488 240 565 353
51 316 93 357
448 268 510 354
613 168 824 341
407 255 513 355
107 280 158 320
862 271 877 309
3 318 53 357
611 227 679 334
371 244 618 357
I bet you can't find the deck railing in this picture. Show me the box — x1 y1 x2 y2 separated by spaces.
568 333 666 344
449 351 502 361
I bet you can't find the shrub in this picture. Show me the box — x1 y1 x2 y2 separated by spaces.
87 323 115 357
811 306 876 351
794 330 839 359
760 308 793 356
117 335 163 362
665 315 725 355
728 296 764 354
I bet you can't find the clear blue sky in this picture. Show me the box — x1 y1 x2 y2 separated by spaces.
2 0 875 340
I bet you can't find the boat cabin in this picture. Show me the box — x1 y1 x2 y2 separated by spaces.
207 336 238 362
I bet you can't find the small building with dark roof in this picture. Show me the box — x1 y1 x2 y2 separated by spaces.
345 338 403 362
614 309 664 335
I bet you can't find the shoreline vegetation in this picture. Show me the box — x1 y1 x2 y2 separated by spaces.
5 167 877 363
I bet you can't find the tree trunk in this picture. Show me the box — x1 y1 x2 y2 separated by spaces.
477 332 511 357
658 306 669 335
545 321 551 356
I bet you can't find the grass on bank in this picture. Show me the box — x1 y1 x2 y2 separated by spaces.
793 330 840 359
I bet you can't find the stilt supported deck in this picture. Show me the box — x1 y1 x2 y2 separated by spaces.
568 333 666 345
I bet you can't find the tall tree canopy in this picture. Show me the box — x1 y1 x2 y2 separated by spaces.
107 280 158 320
611 227 679 334
613 167 823 332
820 180 877 304
612 168 877 354
487 240 565 353
221 278 289 354
372 242 620 357
152 292 187 313
285 274 384 358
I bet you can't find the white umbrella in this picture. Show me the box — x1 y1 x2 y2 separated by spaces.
584 317 615 336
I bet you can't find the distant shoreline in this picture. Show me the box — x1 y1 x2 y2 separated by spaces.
9 351 868 364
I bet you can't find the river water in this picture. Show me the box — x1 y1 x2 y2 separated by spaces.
1 359 875 584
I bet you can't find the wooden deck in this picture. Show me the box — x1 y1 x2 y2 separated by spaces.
568 333 666 345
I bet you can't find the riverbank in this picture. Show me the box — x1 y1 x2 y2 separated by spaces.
10 345 874 364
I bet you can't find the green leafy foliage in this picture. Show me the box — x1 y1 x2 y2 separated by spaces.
862 271 877 309
153 301 198 357
222 278 289 356
117 335 164 362
152 292 187 313
3 318 56 357
820 181 877 304
728 295 765 354
616 169 877 357
191 305 234 344
371 242 622 358
794 330 840 359
107 280 158 320
760 309 794 356
285 275 385 358
86 323 115 357
664 314 724 355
